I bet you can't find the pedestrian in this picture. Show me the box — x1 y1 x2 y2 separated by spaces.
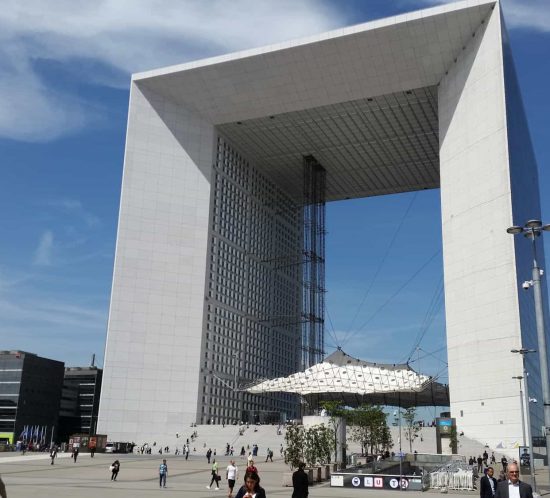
246 460 258 474
72 447 79 463
0 475 6 498
207 448 212 464
490 452 496 465
240 446 246 458
159 458 168 488
207 459 220 490
292 462 309 498
234 471 266 498
185 444 190 460
501 456 508 473
226 459 238 498
495 463 533 498
479 466 497 498
111 460 120 481
50 445 57 465
477 455 483 473
90 445 96 458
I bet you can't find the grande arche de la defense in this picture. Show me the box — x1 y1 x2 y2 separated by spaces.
97 0 550 455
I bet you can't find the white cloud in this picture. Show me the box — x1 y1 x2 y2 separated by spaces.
408 0 550 32
2 0 546 143
46 198 102 227
501 1 550 32
47 199 83 210
0 0 347 142
33 230 54 266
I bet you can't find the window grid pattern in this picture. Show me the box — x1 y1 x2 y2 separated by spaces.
200 136 302 423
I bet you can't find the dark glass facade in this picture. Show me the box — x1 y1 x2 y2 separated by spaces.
0 351 64 444
502 16 550 440
58 367 103 441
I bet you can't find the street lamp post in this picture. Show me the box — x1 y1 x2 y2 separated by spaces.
511 350 537 491
508 220 550 484
512 375 527 446
393 409 403 491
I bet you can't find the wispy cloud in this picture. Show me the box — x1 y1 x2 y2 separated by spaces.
33 230 54 266
47 199 83 210
407 0 550 32
46 198 102 227
0 0 347 142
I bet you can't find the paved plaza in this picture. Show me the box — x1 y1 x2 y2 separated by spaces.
2 451 549 498
0 452 425 497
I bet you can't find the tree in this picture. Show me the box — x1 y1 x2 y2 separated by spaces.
402 407 421 453
320 401 348 467
284 424 334 469
304 424 334 467
349 404 390 455
284 424 305 469
448 426 458 454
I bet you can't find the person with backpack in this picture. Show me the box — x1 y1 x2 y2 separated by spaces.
159 459 168 488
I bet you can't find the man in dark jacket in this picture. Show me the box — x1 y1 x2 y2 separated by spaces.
480 467 497 498
292 462 309 498
495 463 533 498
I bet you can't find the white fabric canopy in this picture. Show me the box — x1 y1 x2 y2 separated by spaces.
246 349 449 408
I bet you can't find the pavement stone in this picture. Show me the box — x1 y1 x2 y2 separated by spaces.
1 452 550 498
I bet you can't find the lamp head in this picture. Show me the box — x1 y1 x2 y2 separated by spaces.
525 220 542 229
507 226 523 235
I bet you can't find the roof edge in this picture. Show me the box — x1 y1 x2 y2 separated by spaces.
132 0 497 82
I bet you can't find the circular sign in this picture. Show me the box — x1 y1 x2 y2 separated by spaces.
400 479 409 489
352 477 361 487
389 478 399 489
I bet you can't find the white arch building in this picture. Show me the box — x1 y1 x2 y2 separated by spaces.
98 0 549 452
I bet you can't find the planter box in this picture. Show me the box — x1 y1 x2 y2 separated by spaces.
315 466 322 482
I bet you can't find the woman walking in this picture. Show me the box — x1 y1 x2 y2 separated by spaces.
207 459 220 490
110 460 120 481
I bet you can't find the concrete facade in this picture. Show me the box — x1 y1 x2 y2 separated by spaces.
98 0 549 453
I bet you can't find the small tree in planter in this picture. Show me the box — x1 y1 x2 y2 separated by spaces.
320 401 348 467
304 424 334 467
284 424 305 469
285 424 334 469
403 407 421 453
448 426 458 454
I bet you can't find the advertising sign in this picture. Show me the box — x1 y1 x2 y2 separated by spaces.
519 446 531 472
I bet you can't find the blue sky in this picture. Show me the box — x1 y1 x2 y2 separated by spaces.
1 1 549 389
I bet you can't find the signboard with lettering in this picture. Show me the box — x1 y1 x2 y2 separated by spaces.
329 473 424 491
